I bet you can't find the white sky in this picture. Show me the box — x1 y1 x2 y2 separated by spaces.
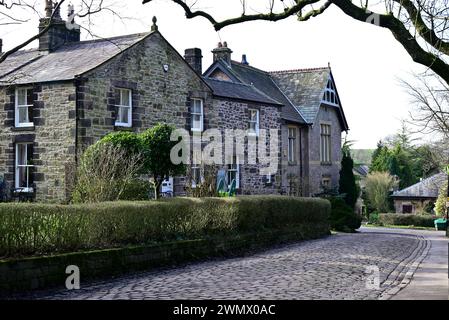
1 0 431 149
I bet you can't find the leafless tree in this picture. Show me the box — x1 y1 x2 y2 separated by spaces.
401 74 449 139
142 0 449 85
0 0 130 63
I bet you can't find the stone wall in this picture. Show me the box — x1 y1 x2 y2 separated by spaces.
393 199 434 214
308 105 343 196
211 98 282 195
0 82 76 202
76 32 212 152
0 227 329 295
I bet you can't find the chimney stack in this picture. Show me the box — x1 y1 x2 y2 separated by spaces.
184 48 203 74
38 1 80 52
212 41 232 66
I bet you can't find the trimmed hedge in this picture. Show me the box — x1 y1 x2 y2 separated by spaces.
378 213 436 228
0 196 330 259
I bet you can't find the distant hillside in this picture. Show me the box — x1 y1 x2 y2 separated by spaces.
351 149 374 165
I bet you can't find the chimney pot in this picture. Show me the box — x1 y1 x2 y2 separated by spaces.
212 41 232 66
45 0 52 18
241 54 249 65
38 0 80 52
0 39 3 54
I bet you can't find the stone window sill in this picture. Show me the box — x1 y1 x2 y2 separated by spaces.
12 126 35 132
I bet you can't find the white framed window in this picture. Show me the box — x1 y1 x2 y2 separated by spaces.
115 88 132 127
191 165 202 188
266 174 272 184
288 127 296 163
248 109 259 136
322 79 339 106
191 98 203 132
15 143 34 192
227 156 240 189
320 123 331 163
321 177 331 189
15 87 33 128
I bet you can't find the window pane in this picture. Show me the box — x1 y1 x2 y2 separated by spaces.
18 106 29 123
249 122 256 131
194 100 202 113
120 106 129 123
26 144 33 164
17 89 27 106
192 115 201 129
250 110 257 121
17 144 26 165
17 166 28 188
121 90 130 106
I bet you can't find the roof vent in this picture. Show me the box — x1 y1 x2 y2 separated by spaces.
241 54 249 65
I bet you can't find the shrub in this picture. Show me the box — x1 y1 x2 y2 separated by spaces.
0 196 330 258
118 179 152 201
365 171 397 213
368 212 379 225
328 197 362 232
378 213 436 227
435 181 448 217
71 143 143 203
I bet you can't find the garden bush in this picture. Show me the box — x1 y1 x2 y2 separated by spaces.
118 179 152 201
329 197 362 232
0 196 330 258
378 213 436 228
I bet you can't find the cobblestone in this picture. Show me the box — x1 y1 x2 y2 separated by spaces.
30 227 430 300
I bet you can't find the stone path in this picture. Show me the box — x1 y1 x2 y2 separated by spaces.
391 228 448 300
27 227 445 300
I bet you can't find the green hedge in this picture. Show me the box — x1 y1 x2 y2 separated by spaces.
0 196 330 258
378 213 436 228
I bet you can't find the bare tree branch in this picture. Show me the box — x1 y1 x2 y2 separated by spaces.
142 0 449 85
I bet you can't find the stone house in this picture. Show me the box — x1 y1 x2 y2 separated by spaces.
203 44 349 196
391 173 446 214
0 4 348 202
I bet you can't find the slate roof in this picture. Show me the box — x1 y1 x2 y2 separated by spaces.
353 164 369 177
0 33 150 85
270 68 329 123
204 60 307 124
391 173 447 199
204 78 282 106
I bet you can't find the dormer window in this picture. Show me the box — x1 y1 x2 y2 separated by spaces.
322 79 339 106
15 88 33 128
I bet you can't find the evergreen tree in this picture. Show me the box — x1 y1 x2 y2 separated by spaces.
339 142 359 209
370 141 390 173
434 181 448 217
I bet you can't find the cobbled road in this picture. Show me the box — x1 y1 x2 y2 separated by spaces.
29 227 431 300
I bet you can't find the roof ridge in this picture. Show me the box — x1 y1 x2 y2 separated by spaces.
203 77 252 87
269 67 330 74
230 60 268 74
69 32 151 46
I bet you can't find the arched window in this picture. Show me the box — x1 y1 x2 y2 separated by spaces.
322 79 339 106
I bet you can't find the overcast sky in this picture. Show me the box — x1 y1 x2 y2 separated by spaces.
1 0 430 149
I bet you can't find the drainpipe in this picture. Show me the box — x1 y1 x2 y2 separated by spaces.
299 127 303 195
